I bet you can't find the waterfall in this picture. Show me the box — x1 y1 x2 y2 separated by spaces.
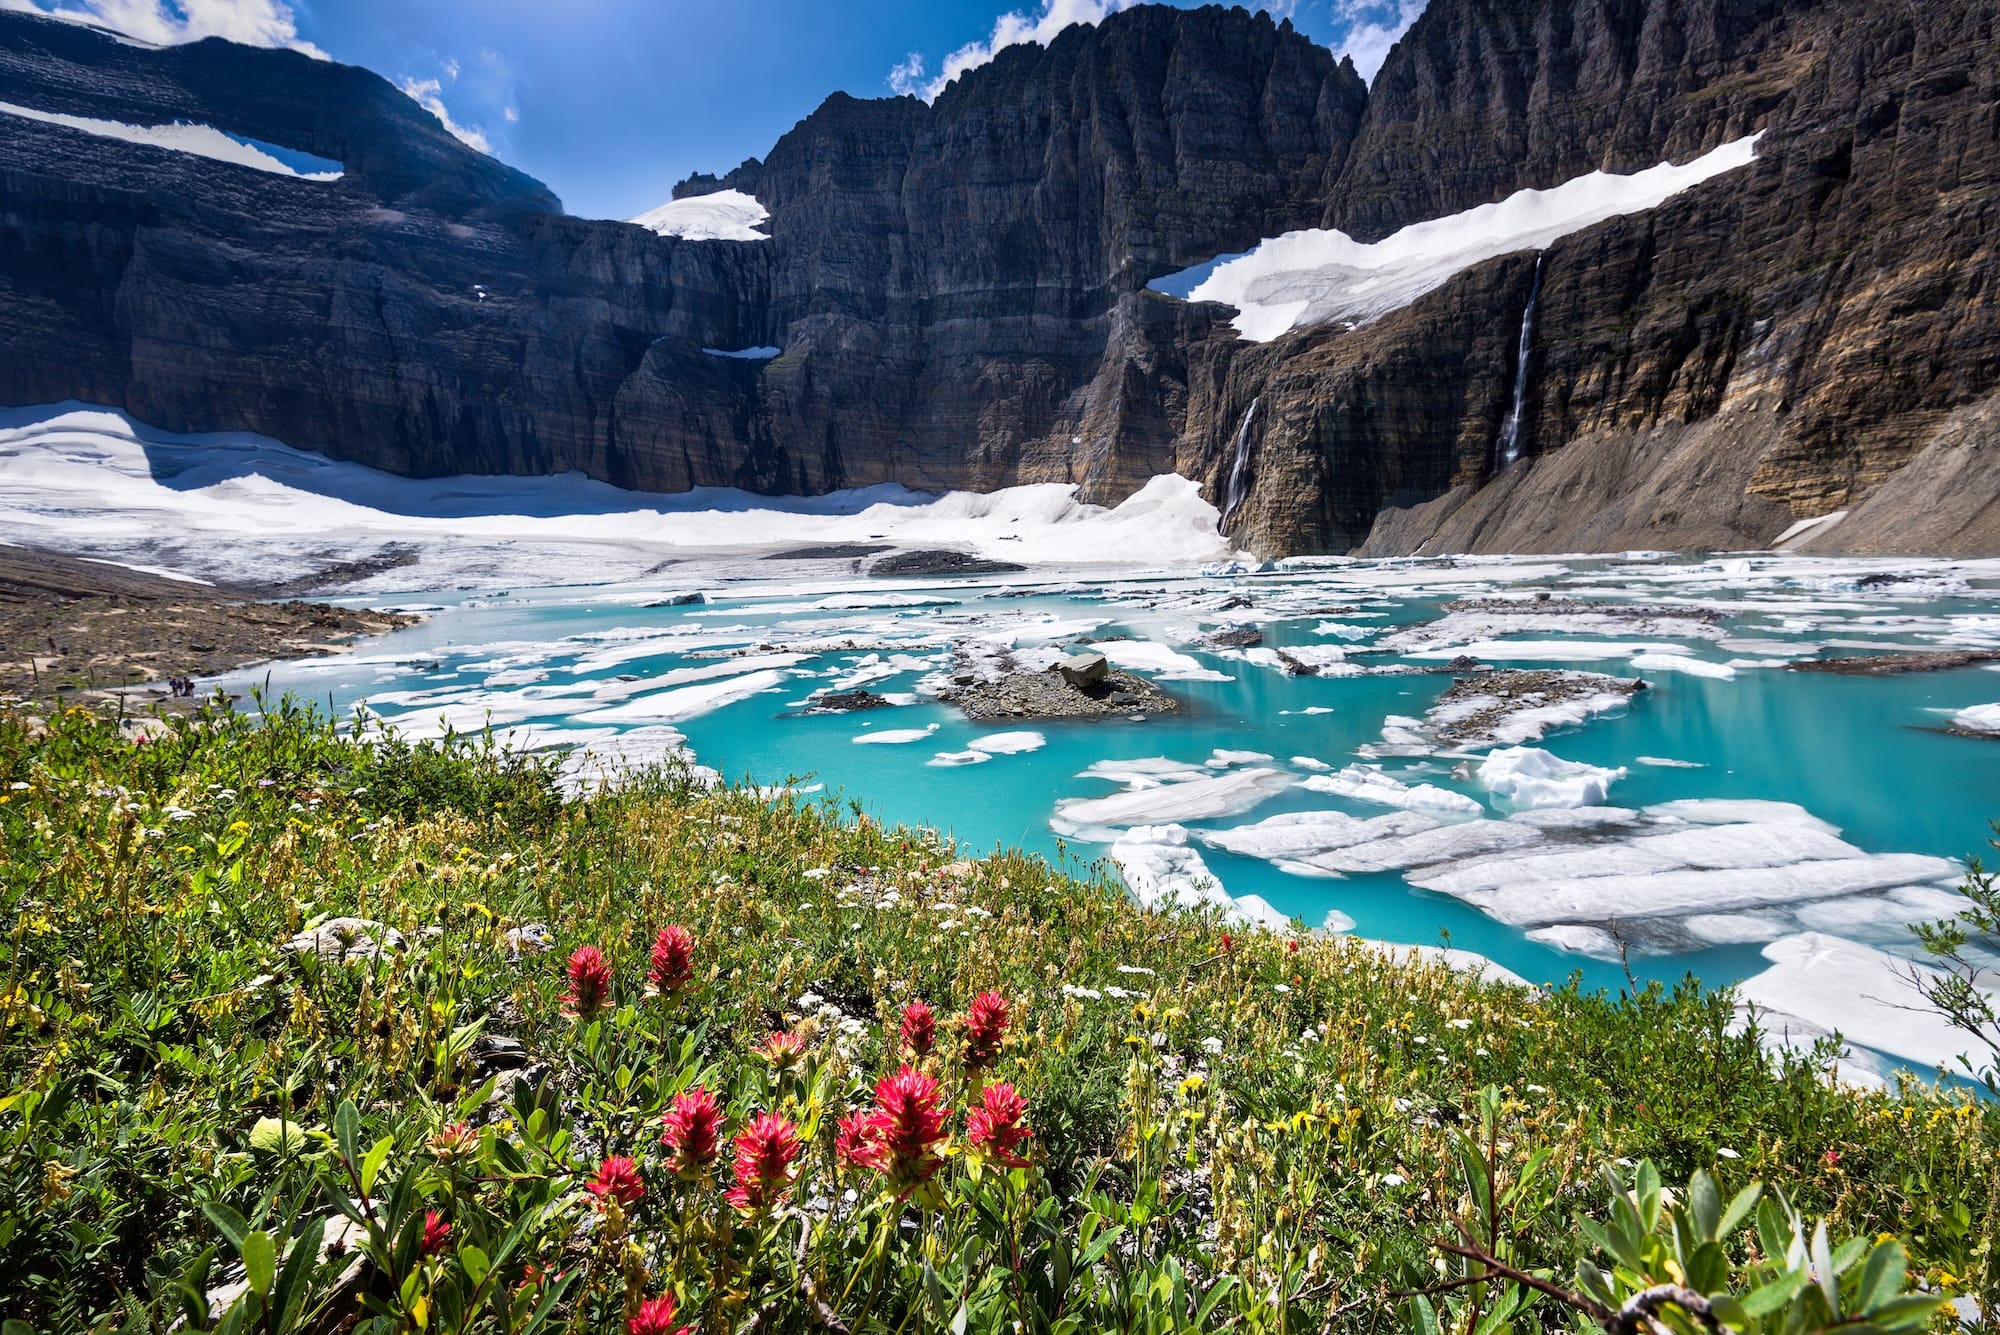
1220 397 1259 529
1495 256 1544 469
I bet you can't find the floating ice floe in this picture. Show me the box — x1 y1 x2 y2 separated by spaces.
1736 933 1995 1076
1092 640 1232 682
1378 609 1724 654
1198 796 1961 960
1221 645 1361 676
1164 135 1760 340
0 100 344 179
1630 652 1737 680
1109 825 1295 931
1052 766 1295 838
926 730 1046 766
1476 747 1625 810
852 724 941 745
554 725 721 795
629 189 771 241
1300 764 1484 817
1952 703 2000 733
574 669 792 723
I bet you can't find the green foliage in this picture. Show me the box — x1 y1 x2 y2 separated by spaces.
1911 825 2000 1094
0 702 1993 1332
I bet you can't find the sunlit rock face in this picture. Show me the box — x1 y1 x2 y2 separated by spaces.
2 0 1998 557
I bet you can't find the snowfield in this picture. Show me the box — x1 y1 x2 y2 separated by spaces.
0 404 1231 590
1166 135 1761 340
629 189 771 241
0 99 343 179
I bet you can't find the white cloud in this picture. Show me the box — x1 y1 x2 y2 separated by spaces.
398 75 491 155
502 106 519 123
1331 0 1426 82
0 0 326 57
886 50 926 98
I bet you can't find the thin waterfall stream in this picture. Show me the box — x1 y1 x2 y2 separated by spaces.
1220 397 1260 529
1495 256 1544 468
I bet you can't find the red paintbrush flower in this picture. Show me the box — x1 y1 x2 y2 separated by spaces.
725 1112 801 1213
647 926 695 995
419 1209 452 1257
628 1293 689 1335
899 1000 936 1058
585 1155 645 1207
834 1110 877 1168
966 1081 1033 1167
757 1028 808 1070
563 945 613 1019
963 990 1009 1070
1220 932 1234 954
660 1086 724 1176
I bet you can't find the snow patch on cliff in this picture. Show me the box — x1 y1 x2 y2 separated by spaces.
0 100 342 178
630 189 771 241
1161 134 1762 340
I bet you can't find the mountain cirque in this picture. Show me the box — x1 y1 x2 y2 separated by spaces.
0 0 1995 558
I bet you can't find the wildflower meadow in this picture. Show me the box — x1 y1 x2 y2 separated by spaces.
1 700 1994 1333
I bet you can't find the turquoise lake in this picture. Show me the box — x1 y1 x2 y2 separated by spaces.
226 553 2000 1034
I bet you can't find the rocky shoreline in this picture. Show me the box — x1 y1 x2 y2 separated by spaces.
0 547 419 712
1789 650 2000 676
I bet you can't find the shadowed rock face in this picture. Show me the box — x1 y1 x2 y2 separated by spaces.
0 0 1996 558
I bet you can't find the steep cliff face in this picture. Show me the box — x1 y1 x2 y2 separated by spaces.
1226 0 2000 555
0 0 1995 558
0 4 1362 506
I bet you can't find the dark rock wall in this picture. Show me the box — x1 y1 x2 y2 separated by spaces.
0 0 1995 557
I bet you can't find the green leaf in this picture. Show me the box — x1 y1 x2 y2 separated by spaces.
360 1135 394 1197
1718 1183 1763 1238
203 1202 250 1252
4 1320 37 1335
1855 1241 1908 1315
1409 1295 1441 1335
1689 1170 1721 1241
460 1244 490 1288
1738 1271 1808 1318
334 1100 361 1164
241 1230 277 1296
248 1116 307 1156
274 1215 326 1332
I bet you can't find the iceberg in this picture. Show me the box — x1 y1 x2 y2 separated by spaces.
1477 747 1626 810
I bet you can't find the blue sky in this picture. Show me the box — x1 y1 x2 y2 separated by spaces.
3 0 1424 220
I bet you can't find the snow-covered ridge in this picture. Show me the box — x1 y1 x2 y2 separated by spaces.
1162 134 1762 341
0 100 343 179
629 189 771 241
